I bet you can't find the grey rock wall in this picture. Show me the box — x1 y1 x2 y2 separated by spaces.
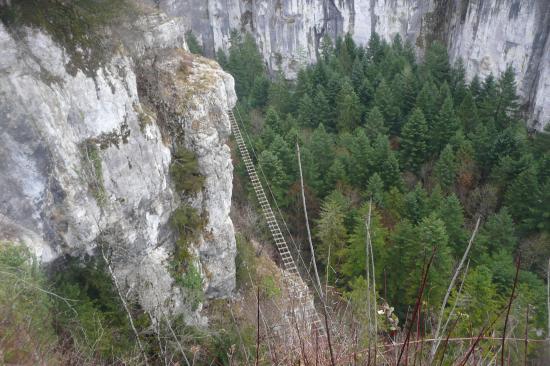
0 12 236 322
164 0 549 129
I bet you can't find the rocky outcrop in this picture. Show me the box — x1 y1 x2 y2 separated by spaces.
0 12 236 323
164 0 549 129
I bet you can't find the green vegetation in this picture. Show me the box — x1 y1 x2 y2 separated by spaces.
185 30 203 55
0 0 133 76
169 205 206 309
223 31 549 361
53 256 150 360
81 141 106 205
0 243 58 364
0 243 150 364
170 146 205 194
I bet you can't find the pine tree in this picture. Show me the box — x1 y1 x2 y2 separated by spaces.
477 208 517 255
336 81 362 131
257 150 288 203
495 65 520 128
327 157 348 188
264 107 281 134
341 206 388 282
452 266 500 332
424 41 450 85
351 56 365 91
313 89 331 127
469 75 482 100
269 134 295 179
357 78 374 106
504 166 541 231
349 128 373 189
401 67 418 116
310 124 334 194
433 95 460 153
478 73 498 124
315 192 349 278
364 106 388 139
403 184 431 223
185 31 202 55
437 194 467 257
457 90 479 131
416 213 453 306
374 79 400 134
439 81 452 106
366 32 384 63
434 144 457 190
415 80 439 127
216 48 228 69
400 108 429 173
295 69 314 100
371 134 402 189
249 75 270 108
268 76 294 115
227 32 265 99
450 58 467 104
320 34 334 61
298 94 316 127
366 173 385 205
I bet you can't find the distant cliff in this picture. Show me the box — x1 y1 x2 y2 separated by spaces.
161 0 550 129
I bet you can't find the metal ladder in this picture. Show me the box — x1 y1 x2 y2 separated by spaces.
228 109 325 337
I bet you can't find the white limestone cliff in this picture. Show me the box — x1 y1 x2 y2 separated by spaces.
162 0 549 129
0 12 237 323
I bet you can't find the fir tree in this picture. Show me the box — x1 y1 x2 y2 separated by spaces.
371 134 402 189
415 80 439 127
216 48 228 69
327 157 348 188
348 128 374 188
437 194 467 257
264 107 281 134
478 73 498 124
257 150 288 203
351 56 365 91
313 89 331 127
320 34 334 61
424 41 450 85
364 106 388 139
366 173 385 205
457 90 480 131
336 81 362 131
400 108 429 173
268 76 294 115
469 74 482 100
495 65 520 128
450 58 467 104
504 166 541 231
185 31 202 55
316 192 349 277
249 75 270 108
478 208 517 255
298 94 316 127
310 124 334 194
366 32 384 63
374 79 400 134
433 95 460 153
434 144 457 190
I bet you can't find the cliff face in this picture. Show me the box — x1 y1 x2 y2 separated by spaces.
164 0 550 129
0 13 236 322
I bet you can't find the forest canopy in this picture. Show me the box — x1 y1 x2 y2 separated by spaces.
220 30 550 354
